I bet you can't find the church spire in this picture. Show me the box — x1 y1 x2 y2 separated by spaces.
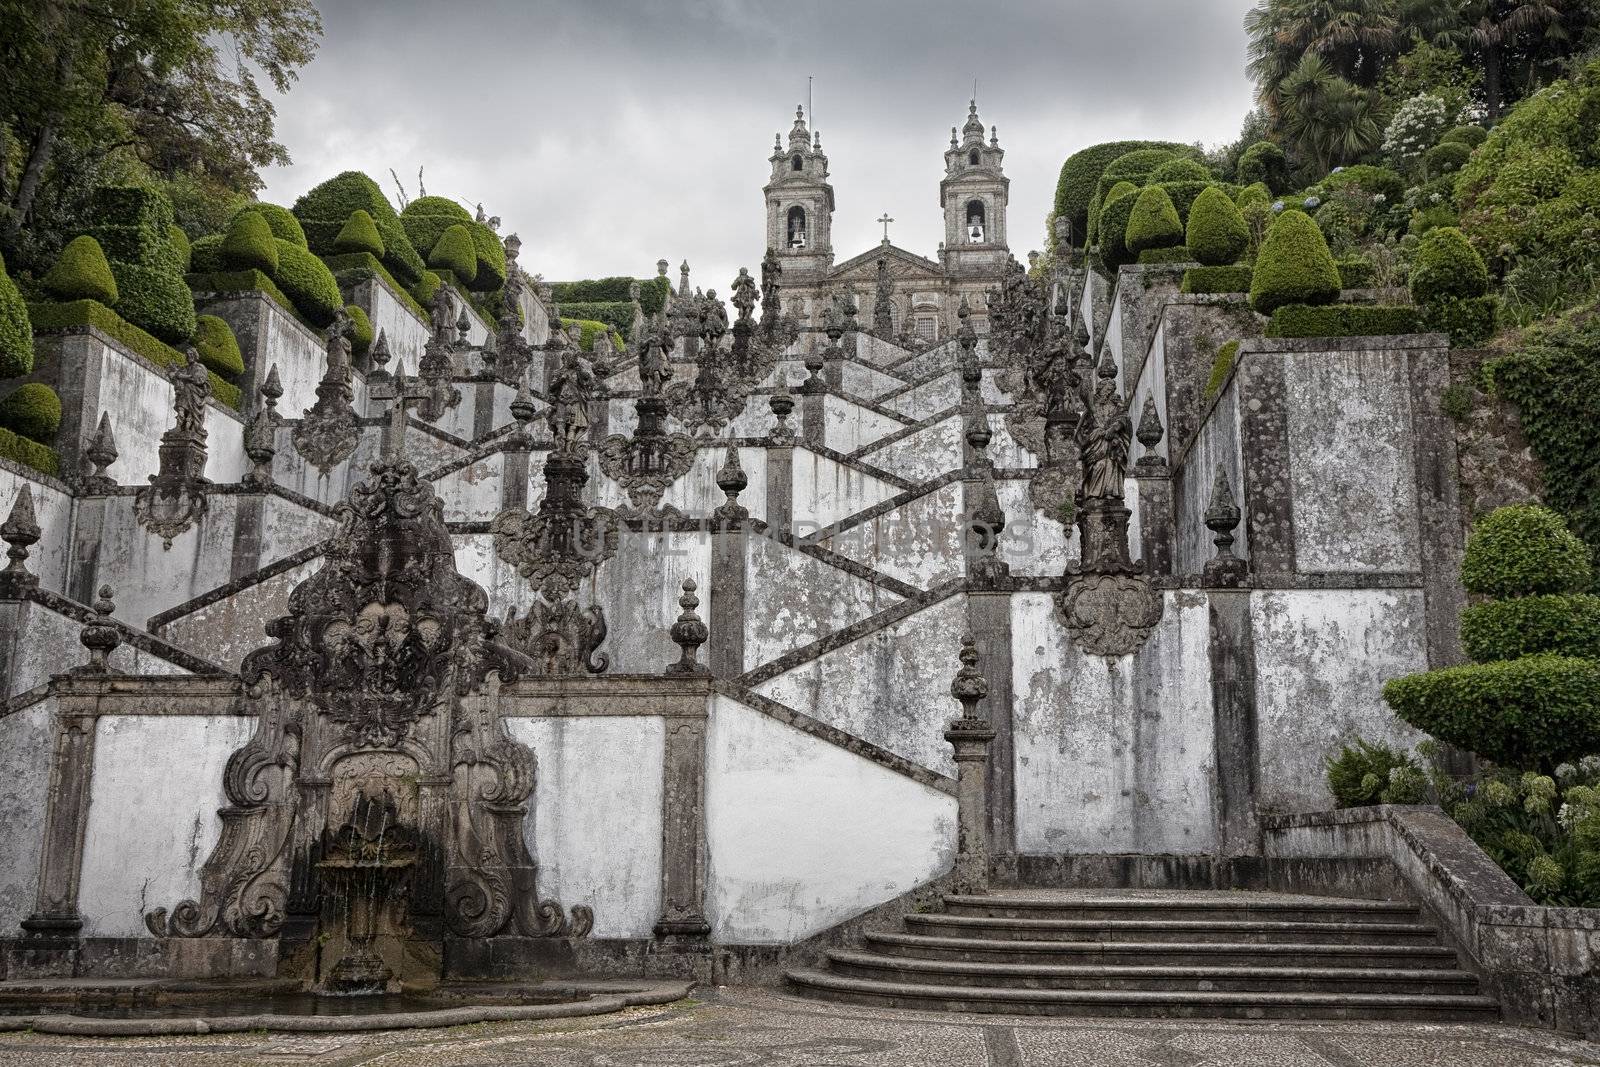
962 99 985 146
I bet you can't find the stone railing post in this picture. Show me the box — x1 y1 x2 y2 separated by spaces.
945 633 996 894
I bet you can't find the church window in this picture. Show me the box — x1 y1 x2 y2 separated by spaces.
791 154 803 172
916 316 937 341
966 199 986 243
969 149 979 166
787 205 807 249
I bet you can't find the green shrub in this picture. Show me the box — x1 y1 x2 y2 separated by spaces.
550 276 671 316
1320 165 1406 204
374 218 424 285
1236 182 1272 208
427 224 478 282
1443 124 1487 147
1137 246 1194 265
1182 265 1254 293
412 270 442 308
1265 304 1421 337
167 224 191 271
89 185 175 267
28 298 238 409
558 317 624 352
0 383 62 442
188 234 224 274
0 253 31 378
322 252 427 322
553 300 633 337
402 196 471 221
334 209 384 257
1151 158 1210 183
1237 141 1289 193
1461 504 1594 598
221 211 279 273
194 314 244 377
1205 339 1241 400
1410 227 1489 305
43 236 119 304
467 222 506 292
1125 186 1184 255
1424 140 1472 174
1096 148 1185 207
1422 295 1498 346
1053 139 1198 237
1088 180 1137 244
398 213 454 265
1155 179 1211 221
1250 211 1342 313
291 171 397 230
0 425 58 476
185 268 301 324
109 261 196 344
1185 185 1249 266
1326 739 1419 807
234 203 307 247
1336 257 1375 288
345 304 373 355
1384 655 1600 769
271 239 342 327
1462 594 1600 663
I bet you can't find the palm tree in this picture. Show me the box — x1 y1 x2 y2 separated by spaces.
1247 0 1403 115
1464 0 1566 117
1278 52 1386 173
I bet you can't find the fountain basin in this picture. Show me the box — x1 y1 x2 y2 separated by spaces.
0 977 691 1035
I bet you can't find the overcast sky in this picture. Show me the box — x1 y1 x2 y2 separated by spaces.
260 1 1259 294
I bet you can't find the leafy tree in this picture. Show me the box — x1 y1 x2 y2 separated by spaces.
1278 52 1385 173
0 0 322 270
1246 0 1401 117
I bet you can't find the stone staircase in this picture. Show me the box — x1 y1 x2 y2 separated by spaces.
785 890 1499 1020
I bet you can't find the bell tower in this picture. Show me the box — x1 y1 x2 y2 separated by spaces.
940 100 1009 275
764 105 835 281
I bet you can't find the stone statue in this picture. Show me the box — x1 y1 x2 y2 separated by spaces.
639 318 674 399
701 289 728 343
1080 375 1131 501
546 352 592 453
172 347 211 438
429 288 455 342
731 268 758 323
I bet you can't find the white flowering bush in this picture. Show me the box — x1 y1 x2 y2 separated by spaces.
1383 93 1453 174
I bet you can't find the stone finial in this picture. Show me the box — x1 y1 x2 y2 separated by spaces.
0 484 42 595
1135 395 1166 472
949 633 989 723
965 416 993 461
455 304 473 345
665 578 710 676
83 411 118 489
1203 464 1247 587
714 448 748 522
801 345 826 395
260 364 284 421
510 377 537 427
503 232 522 262
944 632 996 894
77 586 120 673
658 258 669 277
768 378 795 443
368 330 391 380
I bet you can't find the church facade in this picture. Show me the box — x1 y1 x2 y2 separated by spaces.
761 101 1011 344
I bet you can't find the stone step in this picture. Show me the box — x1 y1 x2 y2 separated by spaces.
863 931 1463 969
824 951 1480 995
784 970 1500 1021
942 894 1421 925
902 914 1441 945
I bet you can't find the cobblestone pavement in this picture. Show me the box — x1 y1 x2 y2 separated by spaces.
3 986 1600 1066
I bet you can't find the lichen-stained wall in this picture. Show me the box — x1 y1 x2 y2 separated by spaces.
0 464 71 593
661 447 768 521
1012 591 1218 854
0 700 53 932
90 496 240 627
507 716 664 940
854 334 910 369
1252 588 1430 813
432 453 506 522
590 531 712 674
1173 377 1246 577
743 534 902 670
791 450 902 532
259 494 336 567
5 601 188 698
154 561 317 670
1283 348 1422 573
753 593 968 774
881 373 959 421
840 361 905 400
818 481 966 590
995 480 1074 575
77 714 254 937
823 395 908 453
255 297 329 417
705 695 956 943
360 278 429 371
858 414 962 483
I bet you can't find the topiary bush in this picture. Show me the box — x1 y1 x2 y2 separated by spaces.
403 196 472 221
1265 304 1421 337
194 314 244 378
427 224 478 282
1410 226 1489 305
412 270 442 308
1088 180 1137 245
109 261 196 344
235 203 308 247
88 186 177 268
1236 141 1289 193
1053 139 1198 239
467 222 507 291
1462 594 1600 663
1155 180 1211 221
271 239 343 327
167 225 191 271
375 218 425 284
1125 186 1183 255
1461 504 1593 598
1335 257 1375 288
1424 140 1472 175
1250 211 1342 313
1137 246 1194 265
1185 186 1249 266
1182 265 1254 293
291 172 397 233
1442 124 1487 148
345 304 373 355
1151 157 1210 183
1097 184 1143 269
188 234 224 275
0 382 62 442
0 253 32 379
1236 182 1272 209
43 236 119 305
551 276 671 316
221 211 279 274
334 209 385 257
1319 164 1407 205
1422 295 1499 346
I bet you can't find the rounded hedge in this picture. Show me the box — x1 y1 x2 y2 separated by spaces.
167 224 191 271
194 314 244 377
291 171 397 225
234 203 307 248
412 270 442 307
1320 164 1406 204
188 233 224 274
271 239 343 327
1151 157 1211 183
222 211 279 273
398 213 455 265
1125 186 1184 254
109 261 196 344
1237 141 1289 193
1098 184 1143 268
0 383 63 442
0 253 32 379
375 218 424 284
428 224 478 282
1249 211 1341 313
1383 654 1600 769
1053 139 1196 238
1186 185 1250 266
1236 182 1272 208
402 196 472 221
467 222 507 291
1425 140 1472 174
345 304 373 355
44 235 119 304
1461 593 1600 663
1100 148 1181 196
1090 180 1138 244
1409 226 1489 304
1442 124 1488 148
1462 504 1594 598
334 209 385 257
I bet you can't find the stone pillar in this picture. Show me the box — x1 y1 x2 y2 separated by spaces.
1406 340 1466 668
654 706 711 939
709 451 748 678
966 592 1015 860
945 634 996 894
1235 343 1296 577
1133 396 1172 575
1207 590 1260 855
22 687 100 937
230 492 266 582
765 444 792 536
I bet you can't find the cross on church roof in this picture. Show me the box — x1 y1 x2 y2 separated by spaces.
877 213 894 242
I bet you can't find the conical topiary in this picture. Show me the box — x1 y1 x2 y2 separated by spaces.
1186 186 1250 266
1249 210 1341 313
334 209 385 257
0 252 31 379
222 211 279 273
194 314 245 378
1409 226 1488 305
428 223 479 283
43 235 119 305
1125 186 1183 255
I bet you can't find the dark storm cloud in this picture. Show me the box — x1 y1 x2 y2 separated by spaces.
261 0 1257 292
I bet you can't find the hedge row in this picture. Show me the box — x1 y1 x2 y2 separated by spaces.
322 252 428 323
550 275 670 316
553 300 634 338
28 299 241 409
0 425 58 477
1053 140 1199 239
1264 304 1421 337
1461 593 1600 663
1182 265 1253 294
